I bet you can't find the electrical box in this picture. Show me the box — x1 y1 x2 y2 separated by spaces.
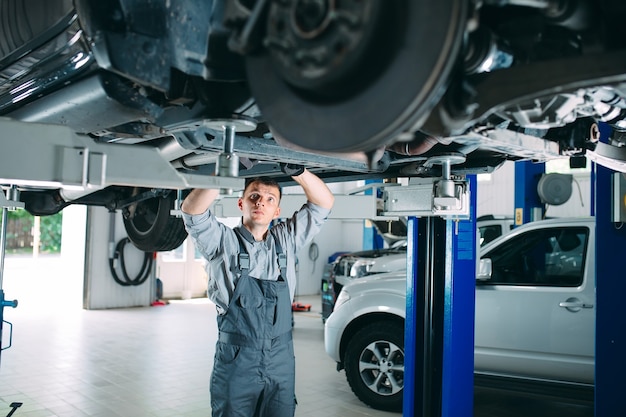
612 172 626 223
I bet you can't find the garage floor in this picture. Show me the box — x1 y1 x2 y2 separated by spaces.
0 256 594 416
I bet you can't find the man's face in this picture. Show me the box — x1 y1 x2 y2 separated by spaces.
238 181 281 226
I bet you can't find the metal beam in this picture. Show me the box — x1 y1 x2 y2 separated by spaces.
0 117 244 191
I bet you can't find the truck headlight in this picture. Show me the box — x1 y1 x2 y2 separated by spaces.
350 259 376 277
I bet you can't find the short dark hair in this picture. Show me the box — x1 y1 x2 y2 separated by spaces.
244 176 282 200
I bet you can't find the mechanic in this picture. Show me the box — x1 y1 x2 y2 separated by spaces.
180 166 334 417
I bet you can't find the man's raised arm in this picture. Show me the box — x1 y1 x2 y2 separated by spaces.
181 188 220 215
291 169 334 210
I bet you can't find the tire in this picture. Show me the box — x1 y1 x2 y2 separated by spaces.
0 0 73 58
123 192 188 252
344 321 405 412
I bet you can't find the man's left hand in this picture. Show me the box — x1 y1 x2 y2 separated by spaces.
281 163 306 177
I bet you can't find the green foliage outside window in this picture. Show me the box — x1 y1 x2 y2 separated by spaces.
39 213 63 252
2 210 63 254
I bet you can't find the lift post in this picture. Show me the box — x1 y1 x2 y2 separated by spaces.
0 187 22 367
513 161 545 226
381 156 476 417
401 182 476 417
594 164 626 416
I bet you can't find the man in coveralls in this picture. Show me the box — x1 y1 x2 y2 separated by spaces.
181 166 334 417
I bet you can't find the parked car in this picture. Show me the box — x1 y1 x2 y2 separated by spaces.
321 215 514 321
324 217 595 411
2 1 626 252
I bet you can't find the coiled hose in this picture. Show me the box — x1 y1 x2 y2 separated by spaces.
109 238 153 286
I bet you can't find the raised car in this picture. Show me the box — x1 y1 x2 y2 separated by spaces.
2 0 625 252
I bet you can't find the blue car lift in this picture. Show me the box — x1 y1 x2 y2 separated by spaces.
594 161 626 414
382 156 475 417
0 187 21 366
513 161 545 226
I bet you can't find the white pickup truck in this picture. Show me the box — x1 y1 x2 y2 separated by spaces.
321 215 514 321
324 217 595 412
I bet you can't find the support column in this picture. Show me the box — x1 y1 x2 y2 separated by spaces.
0 188 21 367
403 176 477 417
594 164 626 416
514 161 545 226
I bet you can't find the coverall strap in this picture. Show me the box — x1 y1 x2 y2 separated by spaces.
235 229 288 278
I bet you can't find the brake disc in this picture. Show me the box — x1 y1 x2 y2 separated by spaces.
245 0 466 153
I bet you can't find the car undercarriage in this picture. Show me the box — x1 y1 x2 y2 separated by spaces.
2 0 626 251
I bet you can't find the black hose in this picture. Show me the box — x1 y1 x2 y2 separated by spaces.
109 238 153 286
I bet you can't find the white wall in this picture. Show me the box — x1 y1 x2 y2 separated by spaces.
83 207 153 309
57 205 154 309
476 162 516 217
476 161 591 219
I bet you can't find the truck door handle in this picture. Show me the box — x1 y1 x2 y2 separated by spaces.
559 297 594 312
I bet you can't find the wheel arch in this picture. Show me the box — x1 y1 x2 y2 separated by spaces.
339 311 405 370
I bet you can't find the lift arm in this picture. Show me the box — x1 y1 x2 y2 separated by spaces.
0 117 244 192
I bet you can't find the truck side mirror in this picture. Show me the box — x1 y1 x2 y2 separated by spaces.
477 258 493 281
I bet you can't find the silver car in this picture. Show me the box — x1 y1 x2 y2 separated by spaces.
324 217 595 411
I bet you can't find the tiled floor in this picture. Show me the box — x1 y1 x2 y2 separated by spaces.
0 255 397 417
0 255 593 417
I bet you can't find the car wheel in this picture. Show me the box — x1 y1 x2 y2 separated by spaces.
123 192 188 252
246 0 466 153
0 0 73 52
344 321 404 412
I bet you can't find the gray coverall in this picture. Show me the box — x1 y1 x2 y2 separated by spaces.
182 202 330 417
